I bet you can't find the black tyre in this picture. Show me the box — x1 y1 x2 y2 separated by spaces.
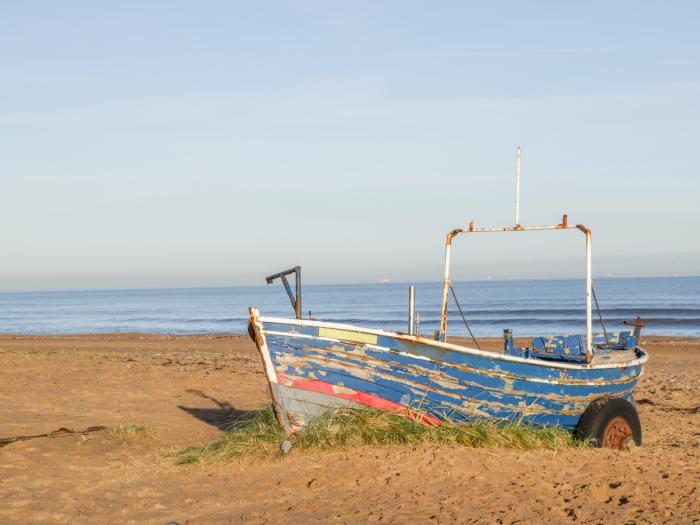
576 397 642 449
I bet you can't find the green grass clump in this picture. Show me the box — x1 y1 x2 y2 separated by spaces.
178 407 285 463
178 406 587 464
111 422 149 436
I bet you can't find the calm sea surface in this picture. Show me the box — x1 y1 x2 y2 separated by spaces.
0 277 698 338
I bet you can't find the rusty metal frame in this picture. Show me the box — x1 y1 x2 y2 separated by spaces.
266 266 302 319
438 214 595 363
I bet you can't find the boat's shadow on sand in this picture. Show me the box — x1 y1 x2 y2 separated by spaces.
178 389 260 431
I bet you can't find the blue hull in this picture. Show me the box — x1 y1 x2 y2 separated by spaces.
249 308 648 432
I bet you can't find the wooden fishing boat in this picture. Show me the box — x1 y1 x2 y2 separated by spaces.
248 150 649 450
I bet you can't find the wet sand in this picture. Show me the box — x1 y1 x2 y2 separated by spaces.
1 334 699 524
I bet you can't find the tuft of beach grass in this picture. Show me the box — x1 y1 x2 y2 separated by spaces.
110 422 149 436
177 406 587 464
178 408 285 463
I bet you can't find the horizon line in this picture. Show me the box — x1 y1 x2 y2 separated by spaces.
2 274 698 295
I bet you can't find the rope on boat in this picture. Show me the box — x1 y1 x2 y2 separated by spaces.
591 285 609 344
448 284 481 350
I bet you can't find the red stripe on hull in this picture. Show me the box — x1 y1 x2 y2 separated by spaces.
277 373 440 426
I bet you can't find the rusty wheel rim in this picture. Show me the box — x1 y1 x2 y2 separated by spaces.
602 416 633 450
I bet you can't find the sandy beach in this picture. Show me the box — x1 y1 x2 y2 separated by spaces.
1 334 699 524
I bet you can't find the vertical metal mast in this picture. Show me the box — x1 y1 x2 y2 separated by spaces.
408 285 415 335
584 228 593 360
515 146 521 227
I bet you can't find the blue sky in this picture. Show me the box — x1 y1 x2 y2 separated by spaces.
2 1 699 291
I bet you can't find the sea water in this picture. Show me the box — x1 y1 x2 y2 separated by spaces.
0 277 698 337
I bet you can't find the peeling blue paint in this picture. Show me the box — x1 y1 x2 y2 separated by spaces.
260 319 647 429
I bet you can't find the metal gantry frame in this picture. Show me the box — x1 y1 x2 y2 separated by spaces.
438 147 594 363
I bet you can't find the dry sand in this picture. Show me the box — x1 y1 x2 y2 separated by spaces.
1 334 699 524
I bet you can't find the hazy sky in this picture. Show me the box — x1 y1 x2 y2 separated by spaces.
2 1 699 291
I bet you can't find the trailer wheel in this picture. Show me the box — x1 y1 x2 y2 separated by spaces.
576 397 641 449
